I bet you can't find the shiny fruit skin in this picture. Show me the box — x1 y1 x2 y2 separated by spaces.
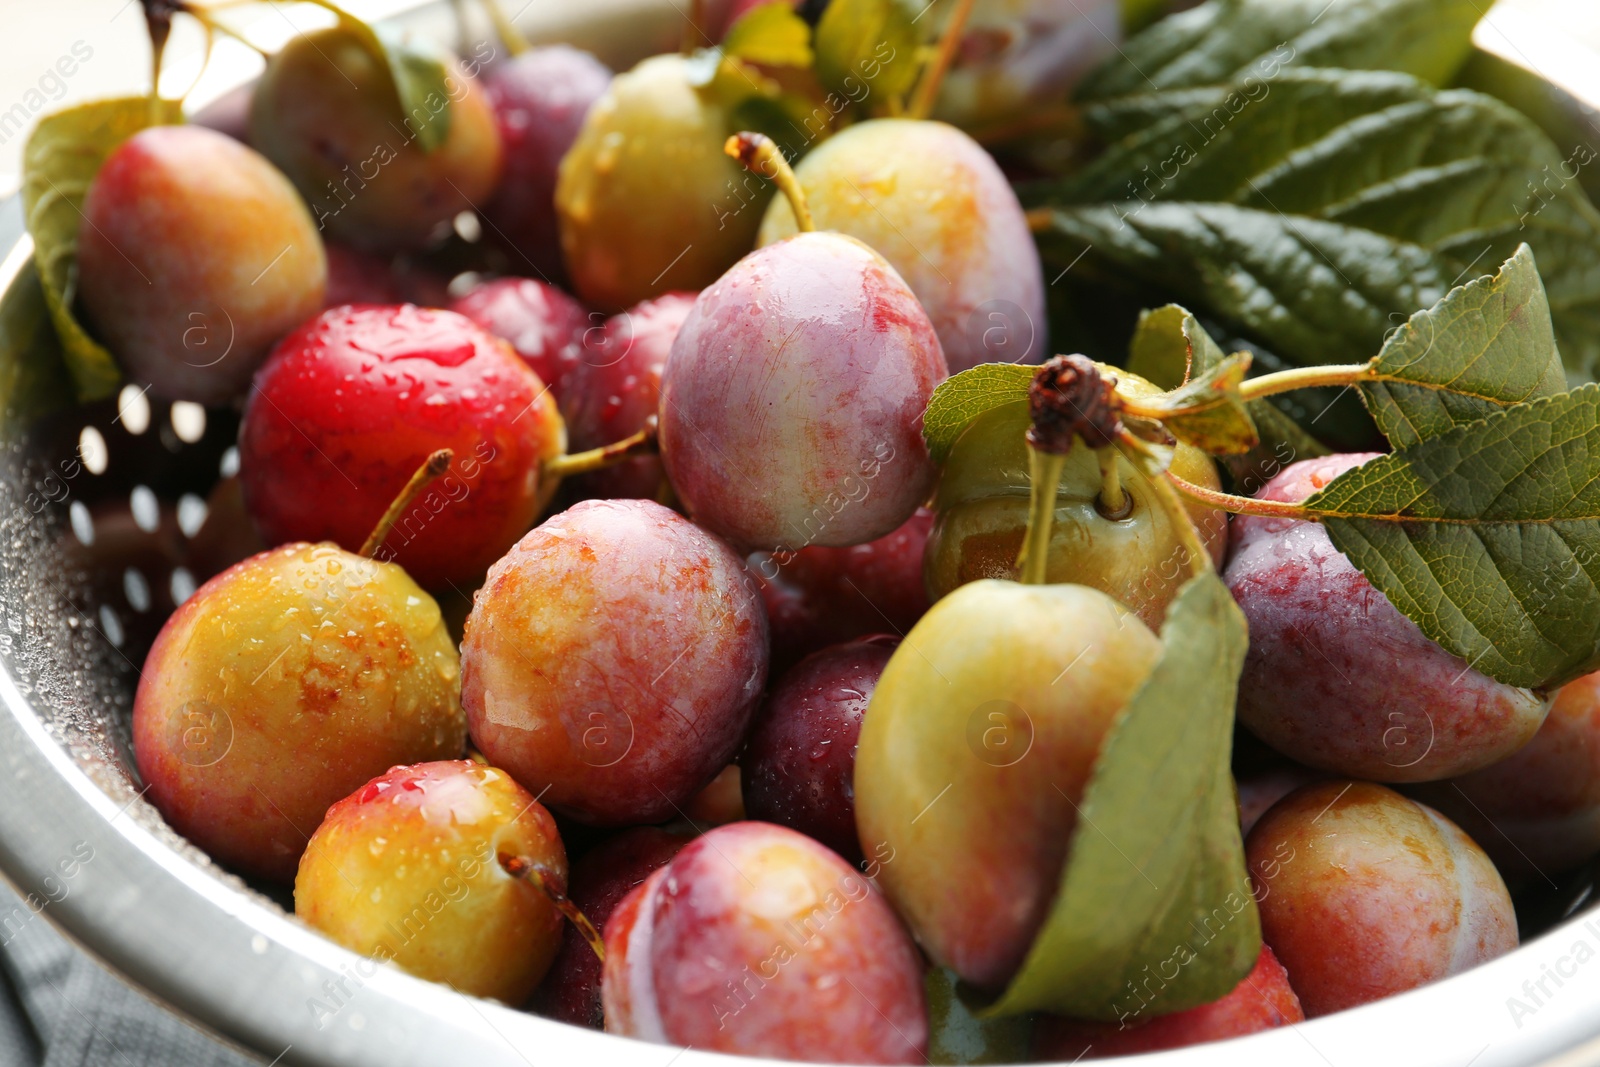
602 821 928 1063
555 54 772 312
533 826 690 1027
1415 670 1600 884
562 292 696 501
238 304 564 590
448 276 591 403
295 760 564 1003
480 46 612 282
77 125 326 405
1247 780 1517 1017
1033 946 1303 1059
855 579 1162 989
659 232 946 551
132 543 466 882
460 498 768 824
1227 453 1548 782
758 119 1044 374
925 0 1118 131
742 636 898 863
750 507 932 674
250 26 503 251
925 373 1225 629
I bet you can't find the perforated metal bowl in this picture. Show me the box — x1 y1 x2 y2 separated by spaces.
4 3 1600 1065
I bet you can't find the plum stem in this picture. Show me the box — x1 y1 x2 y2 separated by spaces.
1017 447 1066 585
501 854 606 963
543 416 660 480
908 0 978 121
1095 446 1130 519
1116 430 1212 579
725 133 814 232
1166 469 1313 521
480 0 530 57
683 0 708 55
1237 363 1378 401
359 449 454 558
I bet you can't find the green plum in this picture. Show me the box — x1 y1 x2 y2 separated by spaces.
250 26 503 251
854 579 1161 990
924 367 1226 629
555 54 770 312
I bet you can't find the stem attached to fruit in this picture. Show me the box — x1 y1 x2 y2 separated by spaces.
141 0 177 122
1116 430 1212 580
1166 470 1313 521
480 0 530 57
1019 447 1066 585
725 133 814 233
1237 363 1377 401
542 416 661 481
360 449 454 558
907 0 978 121
1095 446 1131 520
501 854 606 962
682 0 708 54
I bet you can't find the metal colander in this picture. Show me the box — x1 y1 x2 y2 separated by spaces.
6 2 1600 1064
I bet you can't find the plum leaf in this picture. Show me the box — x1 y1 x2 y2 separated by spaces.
1030 203 1452 371
985 572 1258 1019
722 1 814 68
1361 244 1567 448
1305 385 1600 689
813 0 921 107
337 19 454 153
1126 304 1225 388
1079 0 1481 100
921 362 1035 465
1033 70 1600 381
21 96 183 402
0 250 76 432
1139 352 1259 455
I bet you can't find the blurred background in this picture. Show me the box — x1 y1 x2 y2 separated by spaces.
3 0 1600 197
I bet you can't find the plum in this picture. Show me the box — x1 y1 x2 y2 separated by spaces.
479 45 612 281
659 232 946 551
683 764 746 828
561 291 697 501
749 507 932 673
296 760 565 1003
602 822 927 1062
924 0 1120 131
1034 946 1303 1059
855 579 1161 989
322 242 452 309
1226 453 1549 781
238 305 564 590
924 373 1226 630
460 499 768 825
757 119 1044 374
250 26 503 251
448 276 591 403
1246 780 1517 1017
133 543 466 882
742 636 898 863
555 54 771 312
1415 669 1600 884
77 125 326 406
532 826 689 1027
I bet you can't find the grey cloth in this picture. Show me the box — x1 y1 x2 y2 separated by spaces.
0 882 255 1067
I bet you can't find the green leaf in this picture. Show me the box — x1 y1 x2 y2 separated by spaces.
922 363 1035 465
1032 202 1452 370
0 250 75 434
1361 245 1566 449
1079 0 1482 100
338 19 455 153
722 1 814 67
986 572 1258 1018
1304 385 1600 689
1142 352 1258 454
1127 303 1227 387
21 97 183 402
813 0 921 105
1036 70 1600 381
925 967 1032 1065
